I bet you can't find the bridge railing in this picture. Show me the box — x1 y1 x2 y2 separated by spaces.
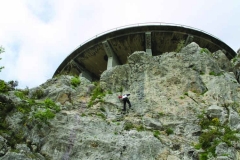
73 22 223 52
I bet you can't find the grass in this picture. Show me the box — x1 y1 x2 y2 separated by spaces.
158 112 165 117
196 113 239 158
71 76 81 88
153 130 160 138
88 82 106 107
124 122 134 131
0 80 10 93
32 88 44 99
34 108 55 123
209 71 223 76
165 128 174 135
44 98 60 112
136 125 144 131
97 113 106 119
200 48 211 54
14 91 27 100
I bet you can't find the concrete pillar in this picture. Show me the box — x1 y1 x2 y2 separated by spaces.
145 32 152 55
184 34 194 46
80 71 92 81
102 41 120 70
70 60 93 81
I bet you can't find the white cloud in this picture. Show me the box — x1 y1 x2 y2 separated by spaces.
0 0 239 88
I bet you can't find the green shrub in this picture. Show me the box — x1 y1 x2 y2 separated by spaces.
100 106 106 112
232 57 237 63
153 130 160 138
34 109 55 122
44 98 60 112
197 112 239 157
97 113 106 119
22 87 29 96
32 88 44 99
14 91 26 100
81 113 86 117
117 86 123 93
124 122 134 131
71 76 81 87
136 125 144 131
16 102 31 114
158 112 165 116
88 83 105 107
209 71 222 76
0 80 10 93
200 48 211 54
166 128 173 135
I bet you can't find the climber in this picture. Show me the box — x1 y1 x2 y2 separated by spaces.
118 94 131 112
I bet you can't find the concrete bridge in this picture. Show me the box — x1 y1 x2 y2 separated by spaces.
53 23 236 81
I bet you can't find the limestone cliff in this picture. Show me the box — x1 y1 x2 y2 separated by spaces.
0 42 240 160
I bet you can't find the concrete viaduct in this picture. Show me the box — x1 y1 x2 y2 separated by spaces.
53 23 237 81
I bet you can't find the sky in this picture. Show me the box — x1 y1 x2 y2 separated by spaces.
0 0 239 89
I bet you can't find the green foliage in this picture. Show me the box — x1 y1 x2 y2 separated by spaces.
136 125 144 131
180 96 185 99
158 112 165 117
200 71 205 75
107 90 112 94
232 57 238 63
199 152 208 160
81 113 86 117
16 102 32 114
44 98 60 112
88 83 106 107
34 108 55 122
32 88 44 99
165 128 174 135
153 130 160 138
14 91 26 100
97 113 106 119
100 106 106 112
124 122 134 131
197 113 239 157
117 86 123 93
0 46 5 72
184 92 188 96
209 71 223 76
175 40 185 52
71 76 81 87
200 48 211 54
0 80 10 93
194 143 202 150
21 87 29 96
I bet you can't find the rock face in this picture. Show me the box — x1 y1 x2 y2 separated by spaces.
0 42 240 160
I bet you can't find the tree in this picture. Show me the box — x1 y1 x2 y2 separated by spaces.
0 46 4 72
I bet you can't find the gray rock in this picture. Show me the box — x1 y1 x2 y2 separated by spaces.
143 117 163 130
206 105 227 124
0 152 32 160
212 50 232 71
228 107 240 131
0 136 8 156
1 42 240 159
15 144 30 153
215 142 237 160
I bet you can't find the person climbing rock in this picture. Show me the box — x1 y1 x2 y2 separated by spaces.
118 94 131 112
